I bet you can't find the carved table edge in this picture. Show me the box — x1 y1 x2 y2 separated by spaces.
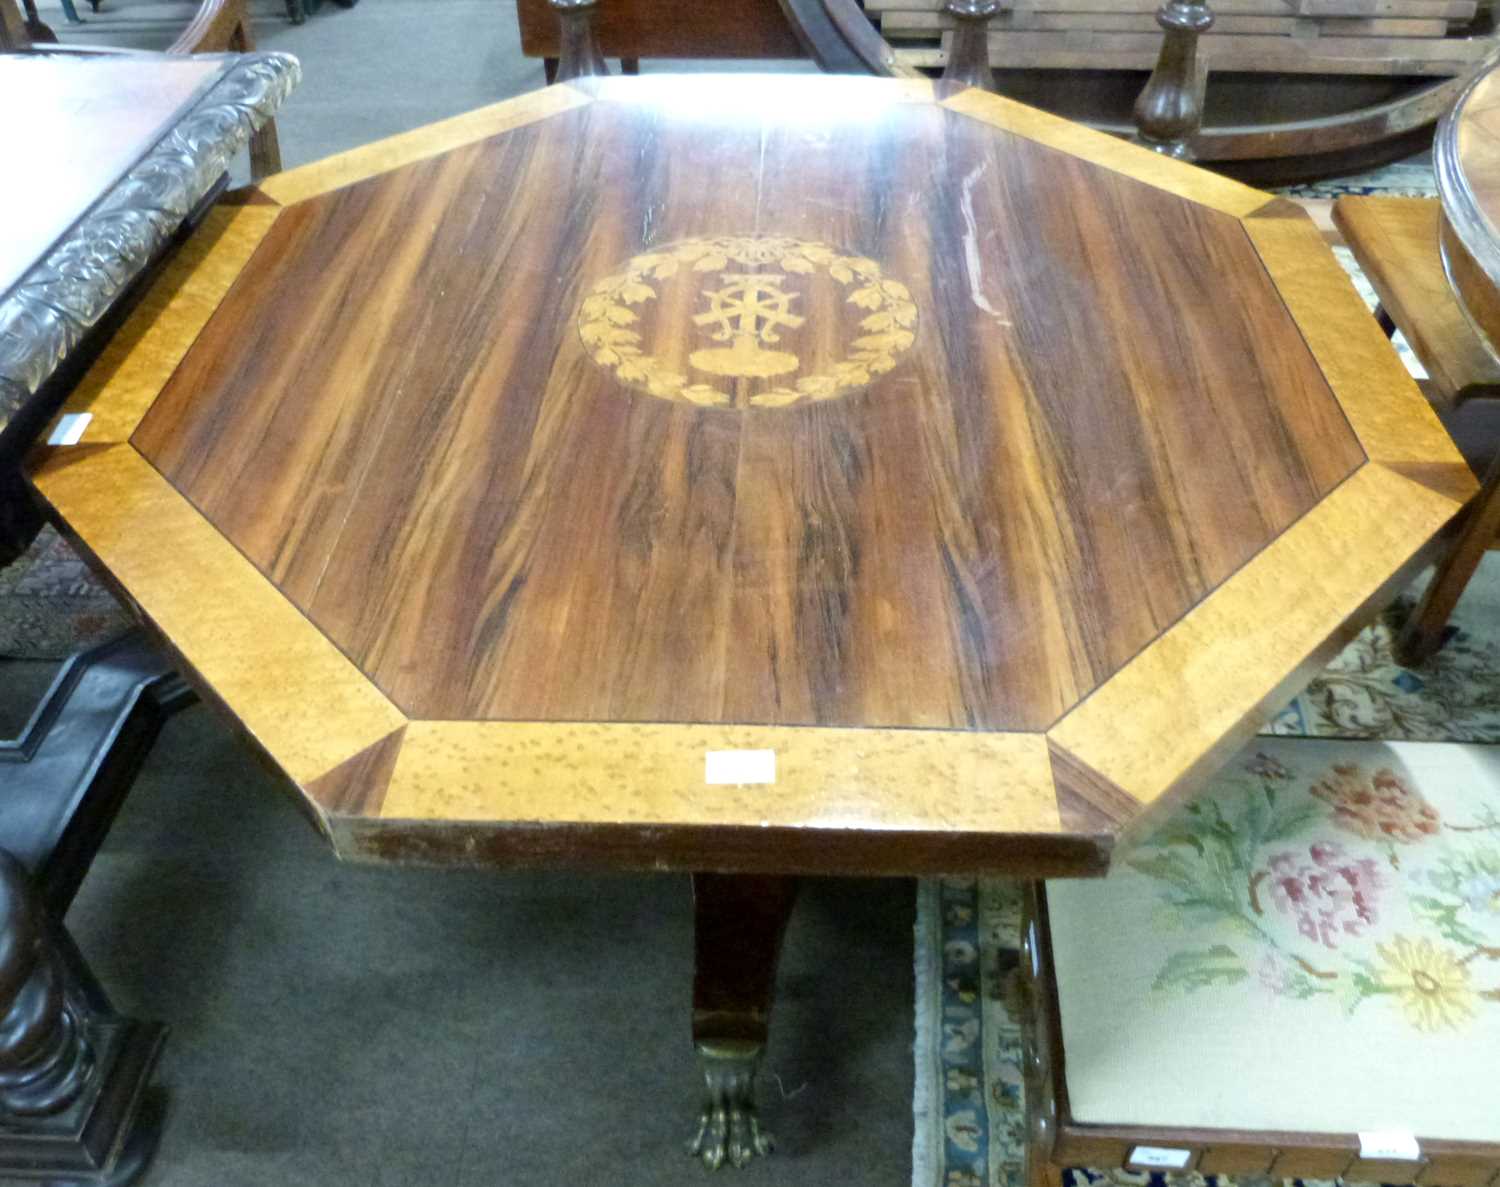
0 50 302 422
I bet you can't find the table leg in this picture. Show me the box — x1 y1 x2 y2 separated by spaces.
686 873 799 1170
1018 882 1064 1187
1397 445 1500 665
0 852 165 1185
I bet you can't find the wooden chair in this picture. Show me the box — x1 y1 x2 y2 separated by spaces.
1022 736 1500 1187
1333 195 1500 666
0 0 282 178
170 0 283 178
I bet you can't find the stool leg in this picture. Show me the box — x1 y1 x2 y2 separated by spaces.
1397 447 1500 665
686 873 798 1170
57 0 80 22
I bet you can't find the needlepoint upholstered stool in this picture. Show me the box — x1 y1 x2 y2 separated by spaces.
1026 737 1500 1186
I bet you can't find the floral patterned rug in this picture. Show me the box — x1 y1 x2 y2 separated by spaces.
914 558 1500 1187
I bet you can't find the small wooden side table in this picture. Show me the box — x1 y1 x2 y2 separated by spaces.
1335 60 1500 664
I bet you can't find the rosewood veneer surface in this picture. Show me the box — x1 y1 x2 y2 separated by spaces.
30 76 1475 876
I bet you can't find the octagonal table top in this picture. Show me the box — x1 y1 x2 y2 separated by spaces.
29 75 1475 877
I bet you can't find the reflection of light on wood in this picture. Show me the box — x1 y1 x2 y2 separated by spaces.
690 274 804 378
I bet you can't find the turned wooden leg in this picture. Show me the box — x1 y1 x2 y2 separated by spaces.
941 0 999 93
1019 883 1063 1187
1397 448 1500 665
0 852 166 1185
1133 0 1212 158
18 0 57 40
686 874 799 1171
0 854 93 1120
548 0 608 81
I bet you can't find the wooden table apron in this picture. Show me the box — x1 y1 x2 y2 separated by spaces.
26 75 1474 884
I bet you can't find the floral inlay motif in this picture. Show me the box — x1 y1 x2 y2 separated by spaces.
577 236 918 410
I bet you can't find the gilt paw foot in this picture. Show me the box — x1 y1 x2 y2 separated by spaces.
686 1040 774 1170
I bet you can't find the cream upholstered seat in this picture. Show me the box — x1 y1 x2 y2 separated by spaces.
1040 737 1500 1173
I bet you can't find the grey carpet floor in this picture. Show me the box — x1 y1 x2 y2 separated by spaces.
10 4 911 1184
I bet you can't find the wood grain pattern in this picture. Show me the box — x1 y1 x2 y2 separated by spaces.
375 720 1061 834
44 203 280 445
257 84 591 205
1048 463 1462 841
26 444 406 790
1332 196 1500 405
1444 65 1500 290
1442 210 1500 359
133 83 1364 735
1245 207 1478 501
939 86 1270 216
30 78 1469 874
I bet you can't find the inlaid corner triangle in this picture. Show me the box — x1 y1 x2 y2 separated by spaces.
259 85 594 206
308 727 407 819
1047 738 1139 835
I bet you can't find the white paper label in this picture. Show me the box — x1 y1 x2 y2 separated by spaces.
47 413 91 446
704 749 776 785
1128 1147 1192 1170
1359 1131 1420 1161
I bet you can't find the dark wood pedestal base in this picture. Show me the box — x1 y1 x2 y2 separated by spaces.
0 856 165 1186
687 874 799 1170
0 633 189 1185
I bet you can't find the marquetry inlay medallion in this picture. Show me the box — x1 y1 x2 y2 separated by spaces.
577 236 918 409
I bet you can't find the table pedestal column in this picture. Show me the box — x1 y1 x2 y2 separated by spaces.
0 853 165 1186
686 873 799 1170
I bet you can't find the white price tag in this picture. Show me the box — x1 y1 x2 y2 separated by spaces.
1359 1131 1420 1161
1127 1147 1192 1170
47 413 91 446
704 749 776 786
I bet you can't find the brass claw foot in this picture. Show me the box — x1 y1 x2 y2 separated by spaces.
686 1040 774 1170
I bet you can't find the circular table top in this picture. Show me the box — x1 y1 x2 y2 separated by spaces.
1436 62 1500 357
29 75 1473 876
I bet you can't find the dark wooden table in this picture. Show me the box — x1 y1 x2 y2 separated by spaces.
0 48 298 561
0 47 297 1187
27 74 1475 1168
